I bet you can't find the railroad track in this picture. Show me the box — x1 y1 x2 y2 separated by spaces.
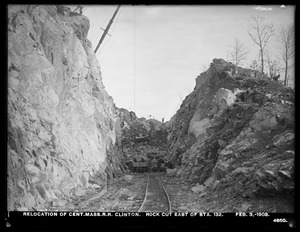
74 173 172 212
138 174 172 213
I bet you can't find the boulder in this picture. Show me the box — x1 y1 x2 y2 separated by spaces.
188 118 211 139
215 88 236 111
203 176 215 187
74 187 86 197
123 175 133 181
211 180 220 190
236 203 252 212
191 184 206 193
166 168 177 177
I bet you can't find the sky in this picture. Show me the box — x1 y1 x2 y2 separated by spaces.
72 5 294 121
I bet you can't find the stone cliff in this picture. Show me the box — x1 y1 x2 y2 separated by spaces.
7 5 294 213
166 58 294 201
7 5 124 210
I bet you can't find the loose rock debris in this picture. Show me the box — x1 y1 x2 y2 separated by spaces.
47 173 293 213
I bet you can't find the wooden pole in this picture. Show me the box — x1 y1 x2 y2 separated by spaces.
94 5 121 54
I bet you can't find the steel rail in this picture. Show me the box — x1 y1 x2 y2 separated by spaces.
137 175 150 212
158 179 172 214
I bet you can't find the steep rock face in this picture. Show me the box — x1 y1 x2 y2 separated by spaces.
7 5 124 210
166 58 294 198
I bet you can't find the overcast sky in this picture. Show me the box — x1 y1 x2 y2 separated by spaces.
76 5 294 121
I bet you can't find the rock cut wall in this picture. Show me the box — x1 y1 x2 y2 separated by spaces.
7 5 124 210
166 58 294 199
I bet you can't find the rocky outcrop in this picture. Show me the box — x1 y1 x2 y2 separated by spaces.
7 5 124 211
117 108 168 162
166 58 294 199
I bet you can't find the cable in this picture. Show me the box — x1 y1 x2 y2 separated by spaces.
133 6 136 112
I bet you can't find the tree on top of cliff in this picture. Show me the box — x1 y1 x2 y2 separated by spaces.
227 38 249 66
248 15 275 75
265 50 281 81
277 22 294 86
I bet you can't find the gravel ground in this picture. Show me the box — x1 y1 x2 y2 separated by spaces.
160 174 294 213
47 172 294 213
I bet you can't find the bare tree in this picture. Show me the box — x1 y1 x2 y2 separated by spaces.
278 23 294 86
266 51 281 80
228 38 249 66
248 15 275 74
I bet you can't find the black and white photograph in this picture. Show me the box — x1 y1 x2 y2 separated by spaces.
6 4 295 228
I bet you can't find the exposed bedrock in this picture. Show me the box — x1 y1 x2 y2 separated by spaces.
7 5 124 210
166 58 294 198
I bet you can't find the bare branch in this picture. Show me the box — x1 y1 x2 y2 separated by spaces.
248 31 260 46
228 38 249 66
265 50 281 78
248 15 274 74
277 23 294 86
